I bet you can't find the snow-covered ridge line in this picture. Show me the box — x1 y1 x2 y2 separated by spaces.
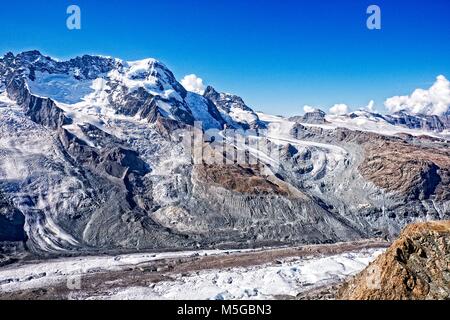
258 112 450 139
2 50 264 132
3 50 448 136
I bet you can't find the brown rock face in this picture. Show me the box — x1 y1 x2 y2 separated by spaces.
358 139 450 200
194 164 290 196
337 221 450 300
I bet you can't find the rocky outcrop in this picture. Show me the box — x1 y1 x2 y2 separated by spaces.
289 109 328 124
194 164 290 196
0 192 26 242
384 112 449 132
337 221 450 300
204 86 265 129
358 139 450 201
7 50 117 81
288 109 450 132
109 86 196 126
203 85 255 115
189 163 364 244
6 78 70 130
99 147 150 179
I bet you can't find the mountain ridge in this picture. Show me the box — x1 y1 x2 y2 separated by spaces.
0 50 449 257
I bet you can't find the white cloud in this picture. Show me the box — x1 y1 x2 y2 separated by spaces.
303 105 316 113
384 75 450 116
329 103 349 115
181 74 206 95
365 100 375 112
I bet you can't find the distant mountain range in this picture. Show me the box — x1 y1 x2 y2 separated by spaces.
290 108 450 133
0 51 449 257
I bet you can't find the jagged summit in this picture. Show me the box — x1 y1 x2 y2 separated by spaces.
1 51 118 81
203 85 265 129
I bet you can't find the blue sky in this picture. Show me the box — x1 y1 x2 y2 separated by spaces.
0 0 449 115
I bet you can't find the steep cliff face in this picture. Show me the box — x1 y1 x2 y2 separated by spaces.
5 77 70 130
337 221 450 300
203 86 265 129
384 111 449 132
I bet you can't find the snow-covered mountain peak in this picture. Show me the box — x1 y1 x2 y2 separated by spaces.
0 51 269 132
107 57 186 101
204 85 251 112
0 51 184 109
203 85 264 129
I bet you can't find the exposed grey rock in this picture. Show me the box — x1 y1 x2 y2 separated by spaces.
204 86 266 129
289 109 328 124
383 111 448 132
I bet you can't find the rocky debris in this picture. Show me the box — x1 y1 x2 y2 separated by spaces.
337 221 450 300
0 191 27 266
0 192 26 243
190 163 364 244
78 123 124 148
296 284 341 300
293 125 450 201
193 164 289 196
99 147 150 179
0 246 27 268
